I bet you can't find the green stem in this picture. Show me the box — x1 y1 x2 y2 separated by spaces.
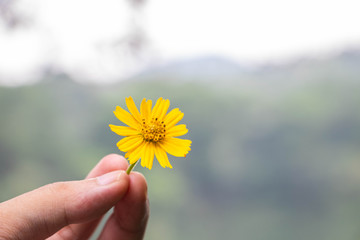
126 161 138 174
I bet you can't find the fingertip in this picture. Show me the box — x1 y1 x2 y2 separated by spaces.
129 172 148 202
129 171 146 182
87 154 129 179
96 170 129 187
101 154 129 170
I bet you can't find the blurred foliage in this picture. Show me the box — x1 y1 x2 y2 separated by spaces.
1 53 360 239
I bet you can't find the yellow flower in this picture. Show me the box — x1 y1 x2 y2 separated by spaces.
109 96 192 169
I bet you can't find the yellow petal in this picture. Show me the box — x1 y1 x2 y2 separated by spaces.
128 142 146 164
114 106 140 129
140 142 155 169
159 137 191 157
157 99 170 120
140 98 152 121
126 96 142 123
147 142 155 169
166 124 188 137
109 124 139 136
140 143 147 168
117 135 143 152
147 99 153 117
167 138 192 154
164 108 184 128
151 97 163 118
155 144 172 168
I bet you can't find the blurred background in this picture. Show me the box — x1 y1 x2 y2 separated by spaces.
1 0 360 239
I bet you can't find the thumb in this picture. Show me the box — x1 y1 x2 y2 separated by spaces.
0 170 129 240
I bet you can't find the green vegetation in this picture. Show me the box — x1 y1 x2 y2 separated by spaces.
1 54 360 239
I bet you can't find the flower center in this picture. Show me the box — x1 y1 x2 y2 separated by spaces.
141 117 166 142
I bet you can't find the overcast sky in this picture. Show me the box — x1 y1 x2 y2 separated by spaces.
1 0 360 85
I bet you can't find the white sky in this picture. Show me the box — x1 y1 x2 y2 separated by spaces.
0 0 360 85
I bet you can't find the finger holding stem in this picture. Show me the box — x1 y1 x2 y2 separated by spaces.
126 160 139 174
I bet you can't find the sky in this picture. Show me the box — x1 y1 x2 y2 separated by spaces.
0 0 360 85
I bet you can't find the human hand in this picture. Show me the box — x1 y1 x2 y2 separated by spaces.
0 154 149 240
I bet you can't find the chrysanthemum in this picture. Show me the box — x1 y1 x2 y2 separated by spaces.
109 96 191 170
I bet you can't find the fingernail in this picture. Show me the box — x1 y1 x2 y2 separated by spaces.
97 171 124 185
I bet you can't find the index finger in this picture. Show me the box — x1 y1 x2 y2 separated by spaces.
49 154 129 240
86 154 129 179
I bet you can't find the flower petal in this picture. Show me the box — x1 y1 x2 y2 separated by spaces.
151 97 163 118
166 124 188 137
167 138 192 154
140 142 148 168
114 106 140 129
158 99 170 120
127 142 146 164
117 135 143 152
140 142 155 169
148 142 155 169
164 108 184 128
159 137 191 157
155 144 172 168
109 124 139 136
126 96 142 123
140 98 152 121
147 99 153 115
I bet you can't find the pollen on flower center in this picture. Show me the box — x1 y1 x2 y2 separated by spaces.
141 117 166 142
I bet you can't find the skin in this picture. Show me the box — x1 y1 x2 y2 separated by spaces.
0 154 149 240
